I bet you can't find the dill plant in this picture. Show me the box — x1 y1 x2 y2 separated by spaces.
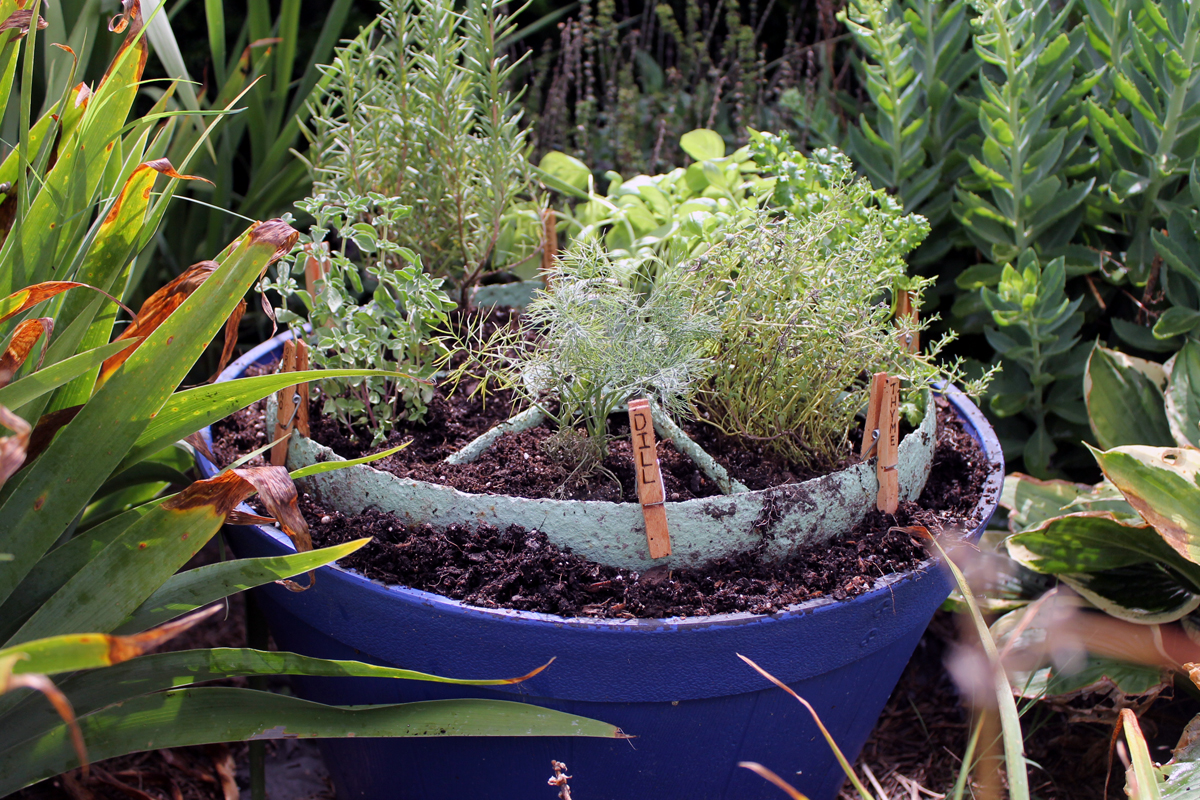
689 176 985 470
458 240 718 485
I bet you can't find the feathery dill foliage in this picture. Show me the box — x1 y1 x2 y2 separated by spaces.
690 191 980 470
472 241 717 481
300 0 540 291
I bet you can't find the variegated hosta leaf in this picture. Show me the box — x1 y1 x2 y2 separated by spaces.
1002 473 1138 533
1059 565 1200 625
1095 445 1200 565
1165 340 1200 449
1007 512 1200 624
1084 344 1174 450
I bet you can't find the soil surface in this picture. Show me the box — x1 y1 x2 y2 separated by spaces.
271 398 990 619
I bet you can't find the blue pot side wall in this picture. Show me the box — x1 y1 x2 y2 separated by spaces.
206 331 1004 800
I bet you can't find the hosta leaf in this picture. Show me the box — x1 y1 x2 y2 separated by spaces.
1061 563 1200 624
1155 307 1200 339
1083 344 1174 449
1095 445 1200 565
1010 658 1169 700
1001 473 1088 532
1160 716 1200 798
1007 512 1197 577
1166 341 1200 447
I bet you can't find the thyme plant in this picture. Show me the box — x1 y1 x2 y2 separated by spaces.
688 192 985 469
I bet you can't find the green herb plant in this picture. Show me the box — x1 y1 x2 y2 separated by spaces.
687 191 982 470
0 4 620 789
299 0 541 297
265 192 455 443
458 239 717 488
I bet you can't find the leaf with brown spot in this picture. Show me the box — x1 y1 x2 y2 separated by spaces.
25 405 83 464
0 317 52 388
248 219 301 269
95 261 218 387
0 404 31 487
0 282 85 324
1 607 222 675
101 0 146 86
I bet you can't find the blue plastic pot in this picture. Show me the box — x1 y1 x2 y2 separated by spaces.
201 331 1003 800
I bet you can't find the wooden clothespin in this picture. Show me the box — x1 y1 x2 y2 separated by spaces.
270 339 310 466
628 398 671 559
540 209 558 291
896 289 919 353
861 372 900 514
304 245 330 303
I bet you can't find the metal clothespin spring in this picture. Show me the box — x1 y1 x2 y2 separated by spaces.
282 392 302 430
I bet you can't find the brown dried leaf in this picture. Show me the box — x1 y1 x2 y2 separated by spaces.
0 317 53 388
25 404 83 465
105 606 223 663
225 510 275 526
91 766 161 800
738 762 810 800
0 282 85 324
0 8 48 38
210 745 238 800
183 431 217 466
166 466 311 551
0 656 87 779
0 404 31 487
207 297 245 382
249 219 301 270
97 261 218 385
144 157 213 186
101 0 146 86
0 281 134 326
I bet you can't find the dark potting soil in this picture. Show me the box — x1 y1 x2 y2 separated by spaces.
292 397 988 619
301 384 909 502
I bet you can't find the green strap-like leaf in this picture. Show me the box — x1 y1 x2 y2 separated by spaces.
0 688 625 795
114 539 370 634
6 501 224 645
0 505 156 645
119 367 419 472
0 221 297 606
0 338 138 410
0 646 563 749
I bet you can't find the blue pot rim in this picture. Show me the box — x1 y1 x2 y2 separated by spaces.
202 329 1004 632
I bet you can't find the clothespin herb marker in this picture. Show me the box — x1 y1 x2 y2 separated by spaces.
862 372 901 514
271 339 311 466
896 289 919 354
628 397 671 559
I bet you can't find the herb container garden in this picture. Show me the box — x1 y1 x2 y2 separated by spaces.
200 331 1002 800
